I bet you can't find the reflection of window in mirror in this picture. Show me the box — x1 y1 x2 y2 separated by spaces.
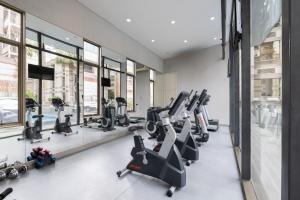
126 59 135 111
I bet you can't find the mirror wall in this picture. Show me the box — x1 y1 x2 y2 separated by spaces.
0 11 158 164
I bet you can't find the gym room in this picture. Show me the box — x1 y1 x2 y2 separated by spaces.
0 0 297 200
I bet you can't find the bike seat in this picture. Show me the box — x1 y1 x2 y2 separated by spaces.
128 126 144 132
65 114 73 117
32 115 44 119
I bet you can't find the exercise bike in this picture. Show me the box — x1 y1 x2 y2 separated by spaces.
117 91 190 197
0 188 13 200
51 97 78 136
115 97 130 127
145 98 174 139
18 98 50 143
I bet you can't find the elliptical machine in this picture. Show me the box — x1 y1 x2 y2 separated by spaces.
117 91 190 197
115 97 130 127
51 97 78 136
18 98 50 143
99 98 116 131
81 98 116 132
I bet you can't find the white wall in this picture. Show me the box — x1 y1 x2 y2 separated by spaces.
3 0 163 72
163 45 229 125
135 70 150 117
154 72 178 107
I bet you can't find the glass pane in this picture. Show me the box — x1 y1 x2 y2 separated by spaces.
251 15 282 200
127 60 135 75
42 52 78 129
104 58 120 71
104 70 120 101
0 42 19 124
150 81 154 107
42 36 77 58
79 62 84 123
0 5 21 42
150 69 155 81
127 75 134 111
26 29 38 46
84 41 99 64
84 65 98 115
25 47 39 112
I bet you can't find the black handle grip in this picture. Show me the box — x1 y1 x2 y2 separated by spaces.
0 188 13 200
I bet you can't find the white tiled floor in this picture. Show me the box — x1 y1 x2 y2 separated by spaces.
0 126 244 200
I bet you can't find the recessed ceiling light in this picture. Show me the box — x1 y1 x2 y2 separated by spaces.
210 16 215 21
184 40 188 43
65 37 70 41
151 39 155 43
126 18 132 23
171 20 176 24
214 37 217 40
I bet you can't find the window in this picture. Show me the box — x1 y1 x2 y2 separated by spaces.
42 53 78 129
83 41 100 116
0 5 21 42
126 60 135 111
25 27 83 129
104 58 120 71
0 5 22 125
83 65 98 115
127 59 135 75
42 36 77 58
25 47 39 110
150 69 155 107
150 81 154 107
103 69 120 100
26 29 38 47
0 42 19 124
251 18 282 200
84 41 99 65
102 58 122 101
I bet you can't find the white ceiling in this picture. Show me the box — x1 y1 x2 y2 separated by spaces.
77 0 231 59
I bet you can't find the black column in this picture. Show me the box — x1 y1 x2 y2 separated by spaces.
282 0 300 199
241 0 251 180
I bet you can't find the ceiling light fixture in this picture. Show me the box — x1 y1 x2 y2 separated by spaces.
210 16 215 21
184 40 188 43
171 20 176 24
151 39 155 43
214 37 217 40
65 37 70 41
126 18 132 23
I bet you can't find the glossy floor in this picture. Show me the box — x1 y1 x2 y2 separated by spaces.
0 126 243 200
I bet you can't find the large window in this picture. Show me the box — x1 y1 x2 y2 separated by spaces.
42 52 78 129
25 28 82 129
83 65 99 115
126 60 135 111
251 11 282 200
83 41 100 116
102 57 121 101
0 5 22 125
150 69 155 107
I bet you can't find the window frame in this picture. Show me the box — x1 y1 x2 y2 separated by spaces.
0 3 24 126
